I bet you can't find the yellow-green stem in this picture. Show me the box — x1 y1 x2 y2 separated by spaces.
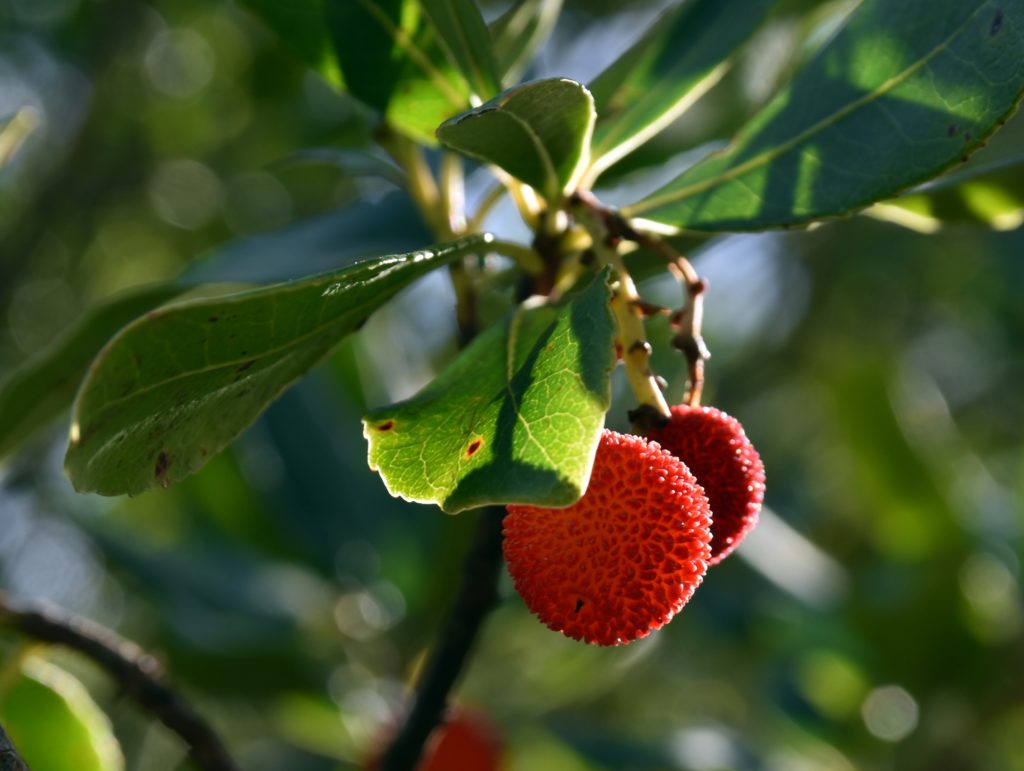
575 206 669 417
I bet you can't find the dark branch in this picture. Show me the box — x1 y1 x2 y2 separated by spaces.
0 721 30 771
378 507 506 771
0 592 241 771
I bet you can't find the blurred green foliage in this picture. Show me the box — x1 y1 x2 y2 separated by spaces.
1 1 1023 770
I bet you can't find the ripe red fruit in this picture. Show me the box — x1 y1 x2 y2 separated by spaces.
364 709 502 771
503 429 712 646
647 405 765 565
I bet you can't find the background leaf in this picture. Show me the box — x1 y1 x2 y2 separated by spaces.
623 0 1024 231
489 0 564 87
274 147 407 187
437 78 596 201
327 0 410 113
328 0 470 143
0 658 124 771
420 0 500 100
0 192 432 462
868 152 1024 231
585 0 777 184
364 271 614 514
236 0 340 83
184 192 433 285
65 235 492 497
0 285 183 459
0 107 38 168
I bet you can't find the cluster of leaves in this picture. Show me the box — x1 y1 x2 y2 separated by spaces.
3 0 1020 516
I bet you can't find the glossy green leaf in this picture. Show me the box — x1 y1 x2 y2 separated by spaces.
437 78 596 201
0 284 184 459
490 0 564 86
868 152 1024 231
364 270 614 514
65 235 493 496
0 658 124 771
585 0 777 185
421 0 500 99
328 0 470 143
623 0 1024 231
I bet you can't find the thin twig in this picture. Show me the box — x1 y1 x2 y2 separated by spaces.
0 721 30 771
0 592 241 771
379 507 506 771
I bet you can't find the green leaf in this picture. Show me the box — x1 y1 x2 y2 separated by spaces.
237 0 341 84
364 270 614 514
867 152 1024 231
585 0 777 185
65 235 493 497
490 0 564 87
0 284 184 459
327 0 409 112
420 0 500 99
328 0 470 143
437 78 596 202
623 0 1024 231
0 658 124 771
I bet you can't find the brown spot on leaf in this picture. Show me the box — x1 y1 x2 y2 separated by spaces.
465 437 483 458
376 420 395 432
236 360 256 373
155 451 171 483
991 9 1004 35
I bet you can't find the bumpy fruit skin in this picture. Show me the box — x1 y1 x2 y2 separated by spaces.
364 709 502 771
503 429 712 646
647 405 765 565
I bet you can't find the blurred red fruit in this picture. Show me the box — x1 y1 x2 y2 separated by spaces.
503 429 712 645
364 709 502 771
647 405 765 565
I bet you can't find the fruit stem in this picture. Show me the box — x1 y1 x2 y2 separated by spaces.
571 196 670 419
573 194 710 407
630 234 709 407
